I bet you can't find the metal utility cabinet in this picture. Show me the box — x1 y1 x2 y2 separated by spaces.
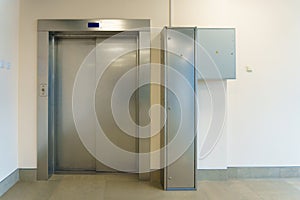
197 28 236 79
161 27 197 190
161 27 235 190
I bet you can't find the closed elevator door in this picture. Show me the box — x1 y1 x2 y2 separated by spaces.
55 35 138 172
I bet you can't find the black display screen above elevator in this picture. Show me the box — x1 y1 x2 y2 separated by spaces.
88 22 100 28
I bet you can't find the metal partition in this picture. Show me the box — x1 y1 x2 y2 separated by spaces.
161 27 197 190
161 27 236 190
37 19 150 180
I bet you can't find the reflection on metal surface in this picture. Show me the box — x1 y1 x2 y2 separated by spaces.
161 27 197 190
38 19 150 32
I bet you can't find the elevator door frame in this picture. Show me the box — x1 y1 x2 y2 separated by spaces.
37 19 150 180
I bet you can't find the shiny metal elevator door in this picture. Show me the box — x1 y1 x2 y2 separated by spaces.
55 38 96 171
95 37 138 172
55 35 138 172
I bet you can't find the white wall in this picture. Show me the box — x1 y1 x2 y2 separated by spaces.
0 0 19 181
174 0 300 167
197 81 228 169
19 0 300 169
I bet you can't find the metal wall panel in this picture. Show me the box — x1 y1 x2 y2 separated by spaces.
55 38 96 171
38 19 150 32
162 27 197 190
161 27 235 190
37 31 50 180
138 31 151 180
197 28 236 79
48 35 56 177
95 36 138 172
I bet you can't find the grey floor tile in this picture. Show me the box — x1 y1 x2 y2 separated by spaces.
198 181 262 200
285 178 300 190
49 175 105 200
2 175 300 200
101 173 139 181
224 180 263 200
242 179 300 200
242 179 300 193
0 180 60 200
104 180 162 200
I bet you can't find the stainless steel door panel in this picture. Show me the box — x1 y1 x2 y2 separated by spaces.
95 36 138 172
55 36 139 172
164 28 196 189
55 38 96 171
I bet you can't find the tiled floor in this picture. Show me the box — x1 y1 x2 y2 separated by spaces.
1 174 300 200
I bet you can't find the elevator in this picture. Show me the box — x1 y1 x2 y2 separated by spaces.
37 19 150 180
37 19 236 191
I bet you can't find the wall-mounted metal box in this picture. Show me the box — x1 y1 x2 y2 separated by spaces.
197 28 236 79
